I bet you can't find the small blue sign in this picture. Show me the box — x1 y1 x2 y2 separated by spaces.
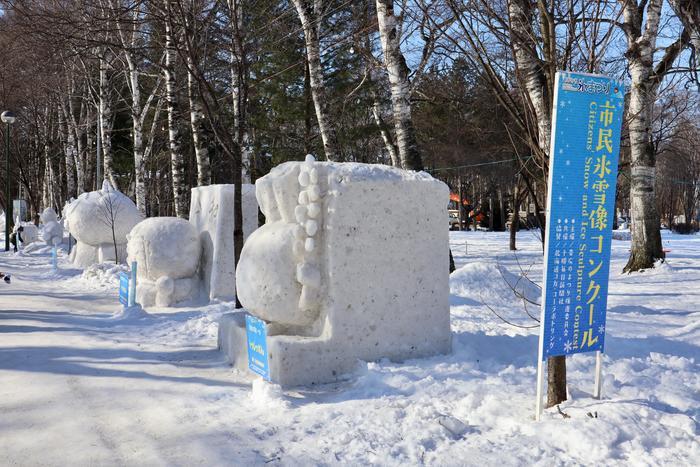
119 272 130 306
51 247 58 271
245 314 270 380
540 71 624 358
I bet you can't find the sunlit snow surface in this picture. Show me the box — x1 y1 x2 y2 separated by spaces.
0 229 698 465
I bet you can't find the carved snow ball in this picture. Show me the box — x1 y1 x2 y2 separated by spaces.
127 217 200 281
127 216 201 307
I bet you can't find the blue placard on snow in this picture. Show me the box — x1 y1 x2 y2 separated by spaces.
245 314 270 380
540 72 624 359
119 272 130 306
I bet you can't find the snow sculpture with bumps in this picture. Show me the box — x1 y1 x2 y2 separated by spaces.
219 156 452 386
126 217 202 307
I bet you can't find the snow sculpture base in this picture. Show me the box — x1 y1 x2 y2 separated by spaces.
218 158 451 386
189 184 258 302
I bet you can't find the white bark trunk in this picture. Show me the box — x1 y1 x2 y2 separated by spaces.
129 64 147 215
507 0 551 158
229 0 251 182
371 98 399 167
99 55 117 190
59 102 77 199
187 59 211 186
165 18 188 219
376 0 423 171
292 0 340 161
621 0 666 270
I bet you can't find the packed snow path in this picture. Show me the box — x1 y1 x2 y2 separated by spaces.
1 232 699 465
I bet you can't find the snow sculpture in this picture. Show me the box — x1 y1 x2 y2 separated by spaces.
40 207 63 246
126 217 201 307
16 221 39 245
189 184 259 301
219 156 452 386
64 181 143 268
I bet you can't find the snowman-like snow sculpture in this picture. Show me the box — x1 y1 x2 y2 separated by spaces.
40 207 64 246
64 181 143 268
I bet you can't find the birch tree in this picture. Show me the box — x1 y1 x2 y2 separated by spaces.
164 5 189 218
375 0 423 171
619 0 691 272
98 50 118 190
292 0 340 161
107 0 163 214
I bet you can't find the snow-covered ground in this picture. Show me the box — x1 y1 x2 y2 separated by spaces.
0 230 698 465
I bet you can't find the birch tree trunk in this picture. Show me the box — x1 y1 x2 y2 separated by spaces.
507 0 563 408
375 0 423 171
99 55 118 190
59 101 76 199
129 64 147 215
187 58 211 186
620 0 689 271
229 0 251 183
292 0 340 161
507 0 552 159
670 0 700 56
371 97 400 167
164 16 188 219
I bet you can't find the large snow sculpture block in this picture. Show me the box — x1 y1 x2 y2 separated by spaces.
64 181 143 268
127 217 201 307
189 184 258 301
219 157 451 386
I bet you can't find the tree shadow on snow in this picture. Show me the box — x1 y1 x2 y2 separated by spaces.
0 345 242 388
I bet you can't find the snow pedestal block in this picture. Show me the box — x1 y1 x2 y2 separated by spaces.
219 157 452 386
127 217 201 308
189 184 258 302
64 181 143 268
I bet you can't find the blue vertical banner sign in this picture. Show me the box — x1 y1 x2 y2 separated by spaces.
245 314 270 380
536 72 624 419
51 246 58 271
539 72 624 359
119 272 130 306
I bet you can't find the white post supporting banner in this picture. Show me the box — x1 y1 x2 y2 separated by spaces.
593 351 602 399
535 354 545 421
128 261 137 307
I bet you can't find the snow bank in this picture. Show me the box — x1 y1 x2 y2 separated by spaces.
189 184 258 302
65 181 143 268
127 217 201 308
81 262 129 289
450 262 541 305
223 157 451 386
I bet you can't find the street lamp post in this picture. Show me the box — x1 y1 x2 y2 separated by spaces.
2 110 16 252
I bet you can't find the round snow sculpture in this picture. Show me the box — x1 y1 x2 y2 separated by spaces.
17 223 39 245
126 217 201 308
65 181 143 268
